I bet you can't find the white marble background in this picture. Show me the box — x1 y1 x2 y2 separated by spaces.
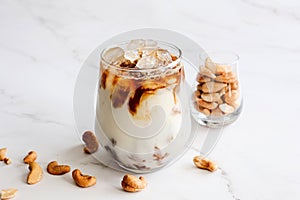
1 0 300 199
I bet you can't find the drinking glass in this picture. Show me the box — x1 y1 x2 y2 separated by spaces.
95 41 195 173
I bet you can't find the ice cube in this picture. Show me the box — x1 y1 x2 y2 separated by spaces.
136 55 158 69
145 39 158 48
142 48 157 57
142 40 157 56
102 47 124 65
124 50 140 62
156 49 172 64
126 39 145 50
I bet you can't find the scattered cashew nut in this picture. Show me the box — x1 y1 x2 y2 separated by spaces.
27 162 43 184
193 156 218 172
82 131 99 154
47 161 70 175
0 148 7 161
1 188 18 200
72 169 96 188
23 151 37 164
4 157 12 165
0 147 12 165
121 174 147 192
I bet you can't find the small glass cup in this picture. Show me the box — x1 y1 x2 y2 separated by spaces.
191 50 243 128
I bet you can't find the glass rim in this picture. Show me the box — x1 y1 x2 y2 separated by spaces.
100 40 182 73
201 50 239 65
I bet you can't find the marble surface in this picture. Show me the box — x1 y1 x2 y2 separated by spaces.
1 0 300 199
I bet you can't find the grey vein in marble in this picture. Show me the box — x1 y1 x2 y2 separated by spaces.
241 0 300 21
16 0 82 63
0 89 18 103
0 42 37 62
190 147 241 200
4 111 66 126
17 0 67 41
220 167 241 200
181 11 237 32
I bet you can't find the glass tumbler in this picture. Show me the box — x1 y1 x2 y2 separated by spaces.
95 40 194 173
191 51 243 128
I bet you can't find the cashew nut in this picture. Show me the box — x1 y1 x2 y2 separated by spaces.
0 147 7 161
1 188 18 200
121 174 147 192
193 156 218 172
4 157 12 165
27 162 43 184
23 151 37 164
72 169 96 188
47 161 70 175
82 131 99 154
